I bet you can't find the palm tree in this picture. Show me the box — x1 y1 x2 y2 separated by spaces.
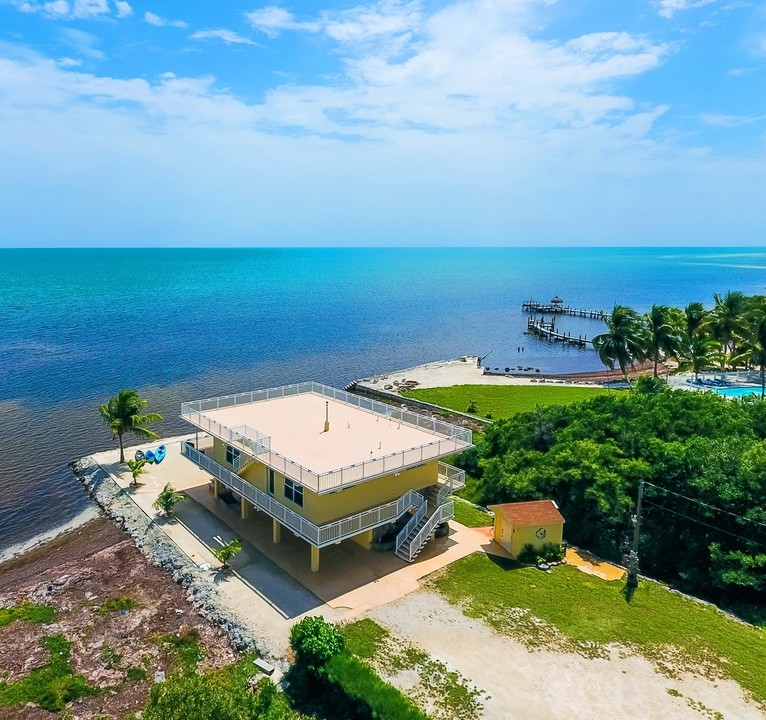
711 291 747 366
126 458 148 487
644 305 683 378
153 483 184 516
592 305 647 383
732 301 766 397
683 301 708 341
678 336 721 381
99 390 163 463
213 539 243 570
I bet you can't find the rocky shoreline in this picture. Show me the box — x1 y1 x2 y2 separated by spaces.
71 456 273 660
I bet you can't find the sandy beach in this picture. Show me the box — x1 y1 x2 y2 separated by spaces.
354 355 668 393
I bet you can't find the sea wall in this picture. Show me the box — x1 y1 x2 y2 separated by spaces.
346 382 491 431
71 457 275 662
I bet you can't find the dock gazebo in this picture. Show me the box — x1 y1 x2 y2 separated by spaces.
550 296 564 306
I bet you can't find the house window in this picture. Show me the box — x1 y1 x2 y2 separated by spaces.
284 477 304 507
268 469 275 495
226 445 240 466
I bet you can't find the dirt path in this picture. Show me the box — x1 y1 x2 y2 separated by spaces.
368 590 763 720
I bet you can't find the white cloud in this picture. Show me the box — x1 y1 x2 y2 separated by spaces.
114 1 132 18
244 6 320 38
324 0 421 44
656 0 718 18
2 1 765 247
59 27 104 58
18 0 70 17
191 29 256 45
144 11 188 28
72 0 108 18
57 56 83 67
16 0 130 19
701 112 766 127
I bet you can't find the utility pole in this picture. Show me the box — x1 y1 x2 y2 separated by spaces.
627 478 645 589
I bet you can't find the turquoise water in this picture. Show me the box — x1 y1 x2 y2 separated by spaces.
2 246 766 553
715 386 763 397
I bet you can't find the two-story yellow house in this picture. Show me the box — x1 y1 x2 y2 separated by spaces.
179 382 472 571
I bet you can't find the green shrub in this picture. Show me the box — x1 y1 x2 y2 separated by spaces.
142 657 295 720
466 401 478 413
289 616 345 674
325 652 428 720
0 601 56 627
517 543 537 564
541 543 565 562
126 666 148 682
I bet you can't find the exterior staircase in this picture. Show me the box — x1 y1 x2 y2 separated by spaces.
394 484 455 563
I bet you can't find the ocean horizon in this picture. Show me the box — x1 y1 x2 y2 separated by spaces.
2 246 766 556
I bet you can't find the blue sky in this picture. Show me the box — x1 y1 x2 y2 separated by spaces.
0 0 764 246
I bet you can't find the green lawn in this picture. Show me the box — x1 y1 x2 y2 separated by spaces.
402 384 607 419
429 553 766 707
452 499 493 528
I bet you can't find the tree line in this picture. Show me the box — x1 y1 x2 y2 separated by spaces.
593 291 766 395
458 381 766 620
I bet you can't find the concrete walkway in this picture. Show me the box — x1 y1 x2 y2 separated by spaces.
90 436 494 657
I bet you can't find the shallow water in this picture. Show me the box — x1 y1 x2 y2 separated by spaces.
2 246 765 553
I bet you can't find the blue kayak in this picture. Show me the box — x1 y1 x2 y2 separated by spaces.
154 445 167 464
144 449 156 464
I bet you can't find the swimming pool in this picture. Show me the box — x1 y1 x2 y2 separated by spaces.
715 385 764 398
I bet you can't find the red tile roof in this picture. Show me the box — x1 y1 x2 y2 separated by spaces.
488 500 564 527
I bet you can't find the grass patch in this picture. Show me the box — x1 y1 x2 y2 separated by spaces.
402 384 607 419
452 499 493 528
96 596 135 614
0 600 56 627
429 552 766 706
125 666 148 682
154 629 206 673
100 645 123 669
343 618 390 660
0 634 95 711
342 620 485 720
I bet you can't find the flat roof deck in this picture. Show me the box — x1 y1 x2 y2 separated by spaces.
202 392 450 474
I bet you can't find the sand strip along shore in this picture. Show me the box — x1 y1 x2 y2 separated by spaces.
353 356 672 395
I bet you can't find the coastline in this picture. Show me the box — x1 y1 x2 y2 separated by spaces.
0 503 100 566
0 357 659 570
353 355 669 393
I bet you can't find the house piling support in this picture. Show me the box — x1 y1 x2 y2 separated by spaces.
311 545 320 573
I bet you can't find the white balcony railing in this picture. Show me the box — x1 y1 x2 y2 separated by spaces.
181 382 472 494
181 443 423 548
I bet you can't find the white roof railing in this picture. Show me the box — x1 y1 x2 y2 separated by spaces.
181 381 472 494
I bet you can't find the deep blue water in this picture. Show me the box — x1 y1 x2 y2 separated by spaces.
1 247 766 553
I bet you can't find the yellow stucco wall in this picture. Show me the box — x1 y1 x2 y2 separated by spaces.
493 514 563 557
212 439 438 526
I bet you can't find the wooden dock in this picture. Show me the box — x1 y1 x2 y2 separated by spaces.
522 301 605 320
525 316 591 347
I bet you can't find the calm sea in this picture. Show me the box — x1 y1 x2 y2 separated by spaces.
1 247 765 555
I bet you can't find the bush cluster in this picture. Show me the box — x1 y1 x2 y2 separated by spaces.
287 616 428 720
517 542 564 564
458 388 766 615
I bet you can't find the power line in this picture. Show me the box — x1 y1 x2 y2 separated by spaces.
643 499 766 549
644 481 766 529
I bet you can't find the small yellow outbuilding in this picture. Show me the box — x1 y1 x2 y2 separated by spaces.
488 499 564 557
